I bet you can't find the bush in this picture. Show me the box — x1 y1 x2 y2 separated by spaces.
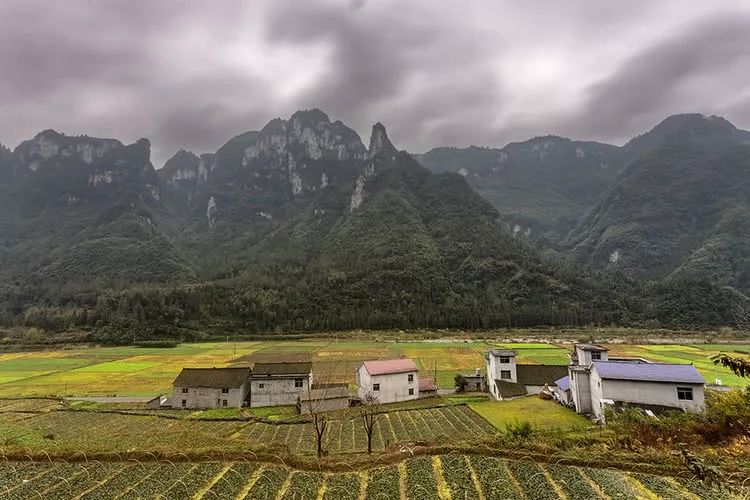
505 420 533 439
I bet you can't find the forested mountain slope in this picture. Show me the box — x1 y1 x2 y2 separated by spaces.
565 114 750 294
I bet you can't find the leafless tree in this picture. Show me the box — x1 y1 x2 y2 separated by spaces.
298 363 349 459
359 390 381 454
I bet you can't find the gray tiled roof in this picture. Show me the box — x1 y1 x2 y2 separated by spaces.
516 364 569 386
252 362 312 376
173 367 251 388
494 380 527 398
576 343 608 352
489 349 517 357
593 361 705 384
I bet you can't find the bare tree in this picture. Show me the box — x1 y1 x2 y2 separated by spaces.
298 362 349 459
359 391 381 454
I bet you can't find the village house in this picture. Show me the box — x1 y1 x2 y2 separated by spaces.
249 361 313 408
357 359 419 404
458 368 487 392
567 344 706 420
172 367 251 409
485 349 567 400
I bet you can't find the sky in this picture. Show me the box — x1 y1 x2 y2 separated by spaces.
2 0 750 167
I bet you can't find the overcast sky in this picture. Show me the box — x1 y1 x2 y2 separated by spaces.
2 0 750 166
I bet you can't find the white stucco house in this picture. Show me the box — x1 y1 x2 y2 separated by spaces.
568 344 706 421
357 359 419 404
486 349 568 400
172 367 251 409
249 361 313 408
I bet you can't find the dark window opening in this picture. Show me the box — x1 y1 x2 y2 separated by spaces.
408 388 414 396
295 378 304 388
373 383 380 391
677 387 693 401
500 370 511 380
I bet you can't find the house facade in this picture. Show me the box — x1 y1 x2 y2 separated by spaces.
249 362 313 408
486 349 568 400
568 344 706 420
357 359 419 404
172 367 251 409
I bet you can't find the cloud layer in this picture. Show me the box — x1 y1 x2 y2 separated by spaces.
2 0 750 165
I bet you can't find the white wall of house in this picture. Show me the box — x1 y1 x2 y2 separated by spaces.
590 370 705 419
357 366 418 404
570 368 592 414
250 375 311 407
172 384 247 409
487 354 516 382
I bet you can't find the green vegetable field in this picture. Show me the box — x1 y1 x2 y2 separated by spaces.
0 340 745 396
0 455 730 499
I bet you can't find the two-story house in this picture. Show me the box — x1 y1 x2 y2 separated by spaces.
357 359 419 404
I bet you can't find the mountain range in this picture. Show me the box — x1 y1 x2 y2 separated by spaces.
0 110 747 339
420 113 750 297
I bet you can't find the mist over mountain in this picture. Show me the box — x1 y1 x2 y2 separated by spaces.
0 110 747 339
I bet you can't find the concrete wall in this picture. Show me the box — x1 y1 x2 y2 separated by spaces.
357 366 418 404
250 375 311 408
570 368 592 414
172 384 247 409
592 374 705 419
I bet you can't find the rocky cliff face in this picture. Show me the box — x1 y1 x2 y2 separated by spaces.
159 109 367 229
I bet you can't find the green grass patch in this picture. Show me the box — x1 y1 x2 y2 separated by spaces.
470 397 590 430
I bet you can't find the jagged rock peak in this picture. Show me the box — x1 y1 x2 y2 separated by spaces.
163 149 200 169
368 123 397 158
290 108 330 124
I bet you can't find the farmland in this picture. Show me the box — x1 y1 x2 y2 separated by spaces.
0 398 496 455
0 339 746 397
0 455 730 499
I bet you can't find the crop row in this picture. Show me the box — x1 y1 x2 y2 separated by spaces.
0 456 730 499
237 405 495 455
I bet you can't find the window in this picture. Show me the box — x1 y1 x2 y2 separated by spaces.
591 351 602 360
222 399 228 407
373 383 380 391
181 399 186 407
221 388 229 394
408 388 414 396
408 374 414 383
295 378 304 388
500 370 511 380
259 383 264 389
499 356 510 364
677 387 693 401
182 388 188 394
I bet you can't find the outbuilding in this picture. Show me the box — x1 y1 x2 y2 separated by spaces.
298 384 351 414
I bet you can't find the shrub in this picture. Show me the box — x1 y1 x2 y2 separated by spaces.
505 420 533 439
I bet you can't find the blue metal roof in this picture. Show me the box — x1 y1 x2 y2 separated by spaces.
554 376 570 391
593 361 705 384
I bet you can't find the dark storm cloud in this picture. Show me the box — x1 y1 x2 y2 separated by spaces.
572 13 750 142
1 0 749 165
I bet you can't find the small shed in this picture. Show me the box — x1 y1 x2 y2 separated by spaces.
298 385 351 414
418 377 438 398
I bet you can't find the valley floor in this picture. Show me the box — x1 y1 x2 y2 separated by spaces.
0 338 747 397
